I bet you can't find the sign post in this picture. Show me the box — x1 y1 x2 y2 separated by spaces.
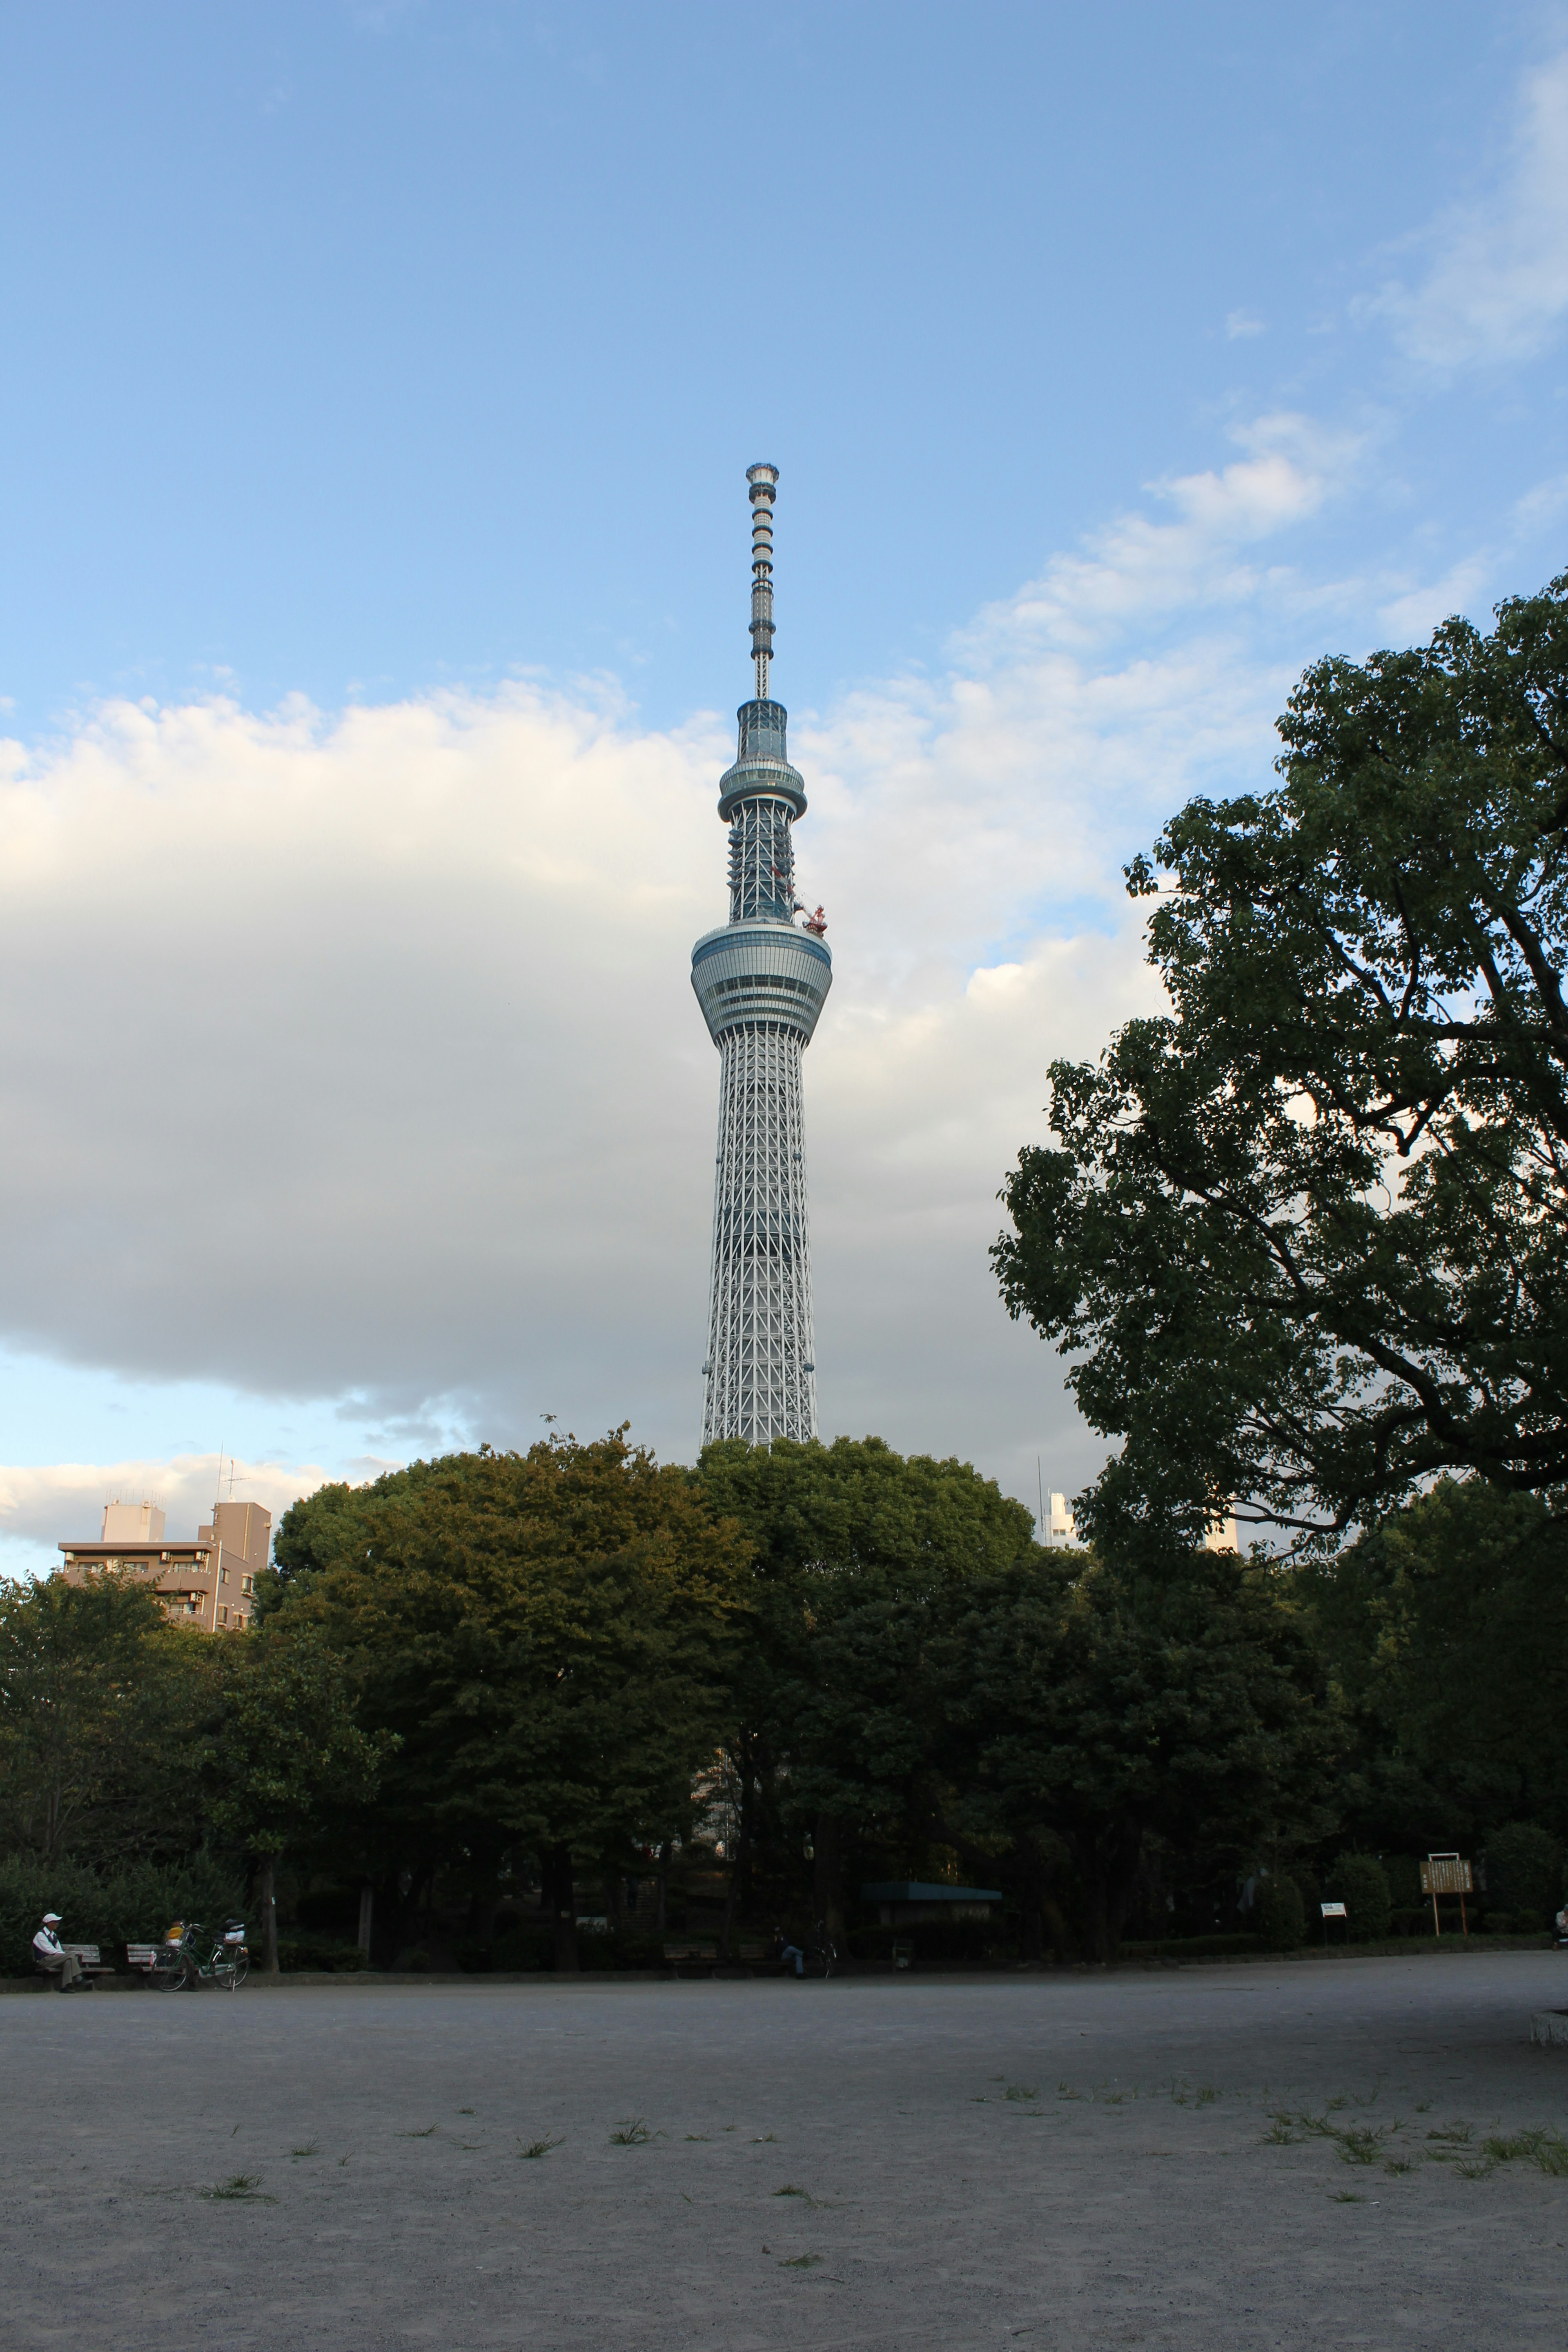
1420 1854 1472 1938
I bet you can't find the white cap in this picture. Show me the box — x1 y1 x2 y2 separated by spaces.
42 1912 61 1924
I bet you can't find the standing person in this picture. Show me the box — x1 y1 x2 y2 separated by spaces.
33 1914 85 1991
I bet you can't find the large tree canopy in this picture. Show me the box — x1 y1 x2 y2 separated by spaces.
270 1434 751 1963
995 578 1568 1548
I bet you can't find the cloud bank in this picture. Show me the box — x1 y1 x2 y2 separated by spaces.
0 408 1394 1556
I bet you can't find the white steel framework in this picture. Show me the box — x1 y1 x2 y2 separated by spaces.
693 465 831 1447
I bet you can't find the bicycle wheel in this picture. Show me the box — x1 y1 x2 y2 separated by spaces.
150 1965 180 1991
225 1953 250 1990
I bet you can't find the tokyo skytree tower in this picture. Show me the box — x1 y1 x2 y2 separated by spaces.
692 465 832 1446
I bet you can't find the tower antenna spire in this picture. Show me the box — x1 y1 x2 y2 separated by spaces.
746 463 778 700
691 462 831 1448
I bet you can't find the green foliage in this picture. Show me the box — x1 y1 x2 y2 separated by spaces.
1255 1871 1305 1950
0 1572 211 1866
0 1851 244 1976
929 1549 1336 1958
1483 1822 1564 1919
197 1627 391 1866
273 1434 749 1874
1327 1853 1391 1939
1305 1479 1568 1848
274 1938 369 1973
994 579 1568 1549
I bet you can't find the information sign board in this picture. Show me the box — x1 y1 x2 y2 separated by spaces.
1421 1858 1472 1895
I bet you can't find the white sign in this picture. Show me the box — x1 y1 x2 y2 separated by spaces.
1321 1901 1348 1918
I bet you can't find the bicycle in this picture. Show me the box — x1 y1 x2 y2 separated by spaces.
150 1919 250 1991
808 1919 838 1980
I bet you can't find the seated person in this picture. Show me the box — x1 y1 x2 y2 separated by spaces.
771 1927 806 1978
33 1913 85 1991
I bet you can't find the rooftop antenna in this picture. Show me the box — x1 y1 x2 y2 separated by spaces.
747 463 777 701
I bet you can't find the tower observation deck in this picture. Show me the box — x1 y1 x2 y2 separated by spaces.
693 465 831 1446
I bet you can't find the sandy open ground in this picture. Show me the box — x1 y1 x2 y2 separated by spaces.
4 1951 1568 2350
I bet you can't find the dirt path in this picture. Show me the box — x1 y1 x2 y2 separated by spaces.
5 1950 1567 2348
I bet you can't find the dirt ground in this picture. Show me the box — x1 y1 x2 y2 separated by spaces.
4 1949 1568 2350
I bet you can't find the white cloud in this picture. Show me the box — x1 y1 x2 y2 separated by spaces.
959 414 1363 656
1371 51 1568 369
0 410 1369 1534
1225 310 1266 340
0 1452 332 1561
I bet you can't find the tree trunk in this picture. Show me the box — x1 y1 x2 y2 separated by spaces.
1015 1840 1046 1963
719 1809 751 1961
1081 1823 1143 1962
605 1868 626 1932
811 1811 846 1943
546 1843 579 1973
655 1844 669 1932
258 1856 280 1974
356 1880 374 1956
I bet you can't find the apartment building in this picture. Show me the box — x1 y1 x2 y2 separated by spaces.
58 1497 272 1630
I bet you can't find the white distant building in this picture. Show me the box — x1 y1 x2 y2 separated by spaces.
1046 1492 1078 1547
1040 1491 1240 1552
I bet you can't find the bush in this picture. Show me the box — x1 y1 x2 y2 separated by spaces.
1484 1824 1564 1922
1255 1873 1305 1950
1481 1912 1514 1935
1383 1856 1423 1911
0 1853 246 1976
275 1938 368 1973
1327 1853 1391 1940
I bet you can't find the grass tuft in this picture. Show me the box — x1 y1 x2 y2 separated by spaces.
1003 2083 1038 2102
517 2137 563 2160
399 2126 439 2139
202 2174 275 2203
289 2143 319 2159
778 2254 824 2269
609 2119 657 2146
1481 2129 1568 2177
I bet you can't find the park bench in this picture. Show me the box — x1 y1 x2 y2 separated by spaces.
126 1943 163 1973
34 1942 115 1982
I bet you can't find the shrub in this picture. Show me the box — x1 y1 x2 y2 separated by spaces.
275 1938 367 1973
1382 1856 1423 1911
1481 1913 1514 1935
1255 1873 1305 1950
0 1853 246 1976
1327 1853 1391 1940
1484 1825 1564 1922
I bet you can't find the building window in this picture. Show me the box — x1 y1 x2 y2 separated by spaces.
241 1576 254 1596
217 1606 228 1625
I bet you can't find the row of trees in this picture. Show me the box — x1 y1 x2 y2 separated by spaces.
2 1428 1564 1971
3 575 1565 1970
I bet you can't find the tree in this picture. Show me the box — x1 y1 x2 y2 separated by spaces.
929 1549 1336 1959
697 1437 1039 1938
1303 1478 1568 1853
272 1434 750 1969
197 1628 392 1973
994 579 1568 1550
0 1572 208 1867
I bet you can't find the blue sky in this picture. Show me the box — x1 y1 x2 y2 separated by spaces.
2 2 1568 1569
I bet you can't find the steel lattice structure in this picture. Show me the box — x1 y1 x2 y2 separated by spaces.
692 466 831 1446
